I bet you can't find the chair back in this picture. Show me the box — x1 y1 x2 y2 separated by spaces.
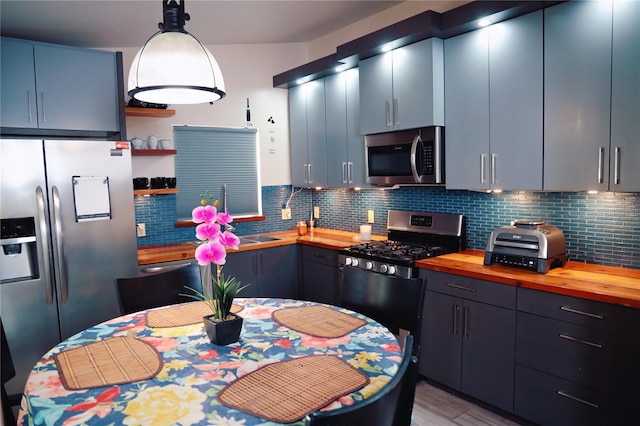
340 266 425 350
305 334 417 426
116 262 203 314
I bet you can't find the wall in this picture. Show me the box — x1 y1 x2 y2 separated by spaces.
136 185 639 270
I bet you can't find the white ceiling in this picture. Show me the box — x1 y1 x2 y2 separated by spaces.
0 0 426 49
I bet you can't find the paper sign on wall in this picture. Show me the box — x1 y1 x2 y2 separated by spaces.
72 176 112 222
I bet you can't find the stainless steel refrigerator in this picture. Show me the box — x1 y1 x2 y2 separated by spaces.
0 139 139 395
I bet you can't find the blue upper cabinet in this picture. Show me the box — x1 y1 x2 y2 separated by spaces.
543 1 613 191
445 11 543 191
610 0 640 192
325 68 369 188
288 79 327 187
359 38 444 135
1 38 38 129
1 37 120 133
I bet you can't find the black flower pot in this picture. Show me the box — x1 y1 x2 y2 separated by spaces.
203 313 243 346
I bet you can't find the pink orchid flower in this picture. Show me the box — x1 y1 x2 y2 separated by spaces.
195 222 221 241
192 205 217 224
219 231 240 249
195 241 227 265
217 210 233 226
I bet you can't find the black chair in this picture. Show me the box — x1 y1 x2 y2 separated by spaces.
2 319 21 425
340 266 426 355
305 335 417 426
116 262 203 315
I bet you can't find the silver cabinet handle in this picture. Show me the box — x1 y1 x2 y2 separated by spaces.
41 92 47 123
560 306 604 320
347 162 353 184
452 304 459 335
385 100 392 127
313 253 329 259
342 162 348 184
557 390 599 409
597 146 605 184
28 91 34 122
491 153 496 185
447 282 477 292
51 186 68 303
393 98 399 125
308 163 313 184
614 146 620 185
36 186 54 305
463 306 470 338
559 333 602 349
480 154 486 184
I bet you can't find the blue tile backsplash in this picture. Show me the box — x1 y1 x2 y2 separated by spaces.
135 185 639 270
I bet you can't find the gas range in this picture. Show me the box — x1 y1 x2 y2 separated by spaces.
339 210 466 278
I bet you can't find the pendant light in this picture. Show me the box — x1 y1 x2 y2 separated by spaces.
128 0 225 104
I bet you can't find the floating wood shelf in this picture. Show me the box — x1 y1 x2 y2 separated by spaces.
133 188 179 196
125 107 175 117
131 149 177 156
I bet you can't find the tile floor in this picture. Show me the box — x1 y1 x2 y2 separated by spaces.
412 381 527 426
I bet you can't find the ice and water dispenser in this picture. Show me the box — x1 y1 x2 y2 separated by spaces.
1 217 40 283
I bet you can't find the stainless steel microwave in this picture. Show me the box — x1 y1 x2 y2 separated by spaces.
365 126 444 185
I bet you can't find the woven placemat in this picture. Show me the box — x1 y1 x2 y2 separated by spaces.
272 305 366 338
218 355 369 423
54 336 163 390
146 301 243 328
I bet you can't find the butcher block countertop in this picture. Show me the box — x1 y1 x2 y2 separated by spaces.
417 250 640 309
137 228 384 265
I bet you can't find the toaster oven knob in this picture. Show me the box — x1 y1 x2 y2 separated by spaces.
351 258 359 267
380 264 388 273
345 257 353 266
387 265 397 275
365 261 374 270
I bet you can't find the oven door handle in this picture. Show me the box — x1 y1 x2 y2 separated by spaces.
410 134 422 183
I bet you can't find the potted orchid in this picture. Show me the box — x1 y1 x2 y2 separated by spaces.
188 200 248 345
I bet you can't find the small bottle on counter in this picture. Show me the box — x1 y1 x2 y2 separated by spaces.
297 221 307 236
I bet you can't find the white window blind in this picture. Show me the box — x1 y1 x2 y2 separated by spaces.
173 126 261 220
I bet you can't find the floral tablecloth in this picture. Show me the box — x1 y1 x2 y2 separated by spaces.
18 298 402 426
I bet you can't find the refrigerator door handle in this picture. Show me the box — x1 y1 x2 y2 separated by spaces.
36 186 54 305
51 186 69 303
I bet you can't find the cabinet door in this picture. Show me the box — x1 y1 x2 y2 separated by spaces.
444 29 490 190
359 51 393 135
257 245 299 299
345 68 369 188
610 0 640 192
306 79 327 187
325 72 349 187
222 251 259 298
289 84 308 186
302 261 338 305
34 43 119 132
392 38 444 131
489 11 543 190
419 290 462 390
544 1 612 191
461 299 516 413
0 38 38 128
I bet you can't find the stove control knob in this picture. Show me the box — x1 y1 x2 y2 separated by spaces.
365 261 374 270
380 264 388 273
387 265 397 275
345 257 352 266
351 258 359 267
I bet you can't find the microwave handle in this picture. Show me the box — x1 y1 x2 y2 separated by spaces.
410 134 422 183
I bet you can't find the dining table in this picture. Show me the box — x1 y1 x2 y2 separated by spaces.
17 297 403 426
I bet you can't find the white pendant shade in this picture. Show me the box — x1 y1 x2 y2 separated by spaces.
128 31 225 105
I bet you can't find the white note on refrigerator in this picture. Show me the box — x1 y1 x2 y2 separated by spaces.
72 176 112 222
